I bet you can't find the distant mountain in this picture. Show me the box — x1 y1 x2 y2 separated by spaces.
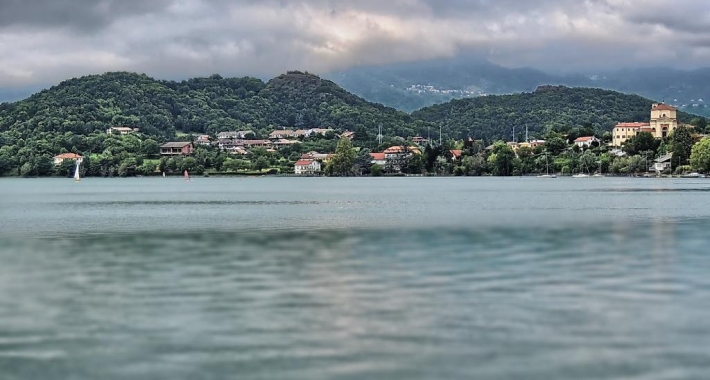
326 58 710 116
0 86 44 103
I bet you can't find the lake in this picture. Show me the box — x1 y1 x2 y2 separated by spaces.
1 177 709 379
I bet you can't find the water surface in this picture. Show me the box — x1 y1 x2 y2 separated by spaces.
0 177 709 379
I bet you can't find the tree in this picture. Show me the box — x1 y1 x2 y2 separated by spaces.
670 126 694 169
623 132 659 156
354 148 373 175
579 151 598 174
141 139 160 157
370 164 383 177
488 142 516 176
690 137 710 173
255 156 270 171
329 137 356 176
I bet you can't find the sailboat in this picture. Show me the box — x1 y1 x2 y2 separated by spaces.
538 152 557 178
572 163 589 178
73 160 81 182
184 170 191 182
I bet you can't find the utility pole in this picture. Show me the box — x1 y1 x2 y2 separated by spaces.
439 124 442 146
525 125 529 143
512 126 516 143
378 123 383 146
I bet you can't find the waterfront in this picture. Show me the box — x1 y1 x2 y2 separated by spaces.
1 177 709 379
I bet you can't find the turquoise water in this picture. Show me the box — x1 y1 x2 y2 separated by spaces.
1 177 709 379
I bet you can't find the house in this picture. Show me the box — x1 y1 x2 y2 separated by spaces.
309 128 333 136
294 159 322 175
217 131 254 139
341 131 355 140
369 152 387 166
301 151 332 161
613 103 684 146
412 136 429 145
160 142 194 156
106 127 139 135
384 146 421 172
272 139 301 149
53 153 83 166
652 153 673 173
574 136 599 148
242 140 273 149
195 135 211 146
269 129 298 139
450 150 463 161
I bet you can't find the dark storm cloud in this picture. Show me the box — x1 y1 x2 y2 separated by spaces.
0 0 708 86
0 0 173 30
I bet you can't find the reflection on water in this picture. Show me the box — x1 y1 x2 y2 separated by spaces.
1 178 710 379
1 223 710 380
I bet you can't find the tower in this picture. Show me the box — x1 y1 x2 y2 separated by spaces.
650 103 678 138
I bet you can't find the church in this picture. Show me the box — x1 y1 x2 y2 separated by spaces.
612 103 680 147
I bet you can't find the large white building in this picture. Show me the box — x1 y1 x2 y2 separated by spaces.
613 103 681 147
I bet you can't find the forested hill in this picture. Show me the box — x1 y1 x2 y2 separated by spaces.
0 71 420 141
0 72 706 147
412 86 701 141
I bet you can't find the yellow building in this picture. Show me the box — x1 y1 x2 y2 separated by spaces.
612 103 680 147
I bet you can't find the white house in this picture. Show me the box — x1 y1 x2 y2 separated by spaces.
294 159 322 175
652 153 673 173
53 153 83 166
106 127 139 135
574 136 599 148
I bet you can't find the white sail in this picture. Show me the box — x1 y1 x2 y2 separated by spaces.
73 161 81 182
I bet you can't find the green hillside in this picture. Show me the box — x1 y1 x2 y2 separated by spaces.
1 72 708 177
412 85 701 141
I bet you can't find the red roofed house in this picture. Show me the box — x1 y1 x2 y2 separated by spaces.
53 153 83 166
160 142 194 156
574 136 599 148
449 150 463 161
613 103 681 146
369 152 387 166
294 159 322 175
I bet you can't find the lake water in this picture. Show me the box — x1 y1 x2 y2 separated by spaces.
1 177 709 379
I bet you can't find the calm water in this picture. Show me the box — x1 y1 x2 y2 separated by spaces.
1 177 709 380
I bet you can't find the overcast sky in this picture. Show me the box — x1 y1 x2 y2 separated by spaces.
0 0 708 87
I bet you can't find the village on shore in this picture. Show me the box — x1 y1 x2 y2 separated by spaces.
49 103 710 178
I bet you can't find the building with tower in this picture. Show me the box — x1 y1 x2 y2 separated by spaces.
612 103 683 147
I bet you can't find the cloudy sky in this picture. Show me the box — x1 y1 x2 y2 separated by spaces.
0 0 707 87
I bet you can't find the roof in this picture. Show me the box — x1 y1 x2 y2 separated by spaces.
369 153 386 160
656 153 673 163
450 150 462 158
110 127 135 131
653 103 676 111
615 122 651 128
54 153 82 159
161 142 192 148
295 159 317 166
384 146 421 154
574 136 596 143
